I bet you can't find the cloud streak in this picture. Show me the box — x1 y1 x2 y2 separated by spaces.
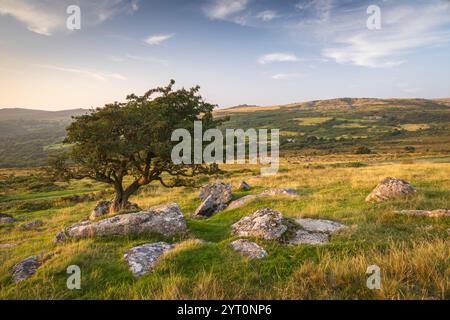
258 53 300 64
144 33 175 45
38 65 126 81
0 0 139 36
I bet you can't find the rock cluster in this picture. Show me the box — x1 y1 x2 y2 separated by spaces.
232 208 348 246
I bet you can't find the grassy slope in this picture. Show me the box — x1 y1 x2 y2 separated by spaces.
0 160 449 299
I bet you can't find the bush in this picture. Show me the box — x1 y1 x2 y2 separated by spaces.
404 146 416 153
355 146 372 154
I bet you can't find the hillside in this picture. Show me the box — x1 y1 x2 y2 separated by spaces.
0 108 90 167
1 98 450 167
217 98 450 156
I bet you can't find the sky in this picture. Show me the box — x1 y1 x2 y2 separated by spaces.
0 0 450 110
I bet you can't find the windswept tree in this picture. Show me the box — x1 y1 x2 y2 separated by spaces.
50 80 220 213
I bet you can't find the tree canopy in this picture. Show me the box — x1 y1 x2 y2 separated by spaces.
50 80 220 212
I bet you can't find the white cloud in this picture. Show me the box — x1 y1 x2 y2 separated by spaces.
0 0 139 36
271 73 303 80
144 33 175 45
256 10 279 22
38 65 126 81
203 0 249 20
258 53 299 64
318 2 450 68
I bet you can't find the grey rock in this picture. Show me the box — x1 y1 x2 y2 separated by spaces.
395 209 450 217
227 195 258 210
231 208 288 240
238 181 251 191
20 220 44 230
55 203 187 242
194 195 228 218
230 239 267 259
124 242 174 276
195 181 233 217
0 213 16 224
260 188 299 197
288 229 330 245
294 218 348 234
366 177 416 202
11 256 42 283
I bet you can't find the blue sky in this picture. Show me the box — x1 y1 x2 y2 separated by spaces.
1 0 450 110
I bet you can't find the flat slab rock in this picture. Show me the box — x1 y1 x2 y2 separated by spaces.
294 218 348 234
55 203 187 242
11 255 43 283
227 195 258 210
124 242 174 277
366 177 416 202
260 188 299 197
395 209 450 217
231 208 288 240
230 240 267 259
288 230 330 245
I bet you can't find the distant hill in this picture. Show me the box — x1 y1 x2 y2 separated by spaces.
0 108 89 121
0 108 90 167
0 98 449 167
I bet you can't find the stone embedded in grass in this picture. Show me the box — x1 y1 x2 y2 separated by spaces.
124 242 174 277
230 240 267 259
89 200 140 221
288 229 330 245
20 220 44 230
365 177 416 202
194 181 233 217
0 213 16 224
238 181 251 191
231 208 288 240
294 218 348 234
11 255 43 283
54 203 187 243
260 188 299 197
227 195 258 210
395 209 450 217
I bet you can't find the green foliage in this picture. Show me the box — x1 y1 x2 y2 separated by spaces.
49 80 220 210
355 146 372 154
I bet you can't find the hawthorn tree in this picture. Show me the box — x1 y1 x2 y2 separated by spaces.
50 80 220 213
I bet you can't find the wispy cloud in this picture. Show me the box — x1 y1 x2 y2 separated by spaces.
0 0 139 36
144 33 175 45
315 1 450 68
256 10 279 22
203 0 249 21
271 73 303 80
125 54 168 65
37 65 126 81
258 53 299 64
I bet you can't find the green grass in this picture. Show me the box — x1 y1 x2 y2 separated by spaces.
0 159 449 299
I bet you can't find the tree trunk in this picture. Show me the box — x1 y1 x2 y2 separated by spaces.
110 186 130 213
